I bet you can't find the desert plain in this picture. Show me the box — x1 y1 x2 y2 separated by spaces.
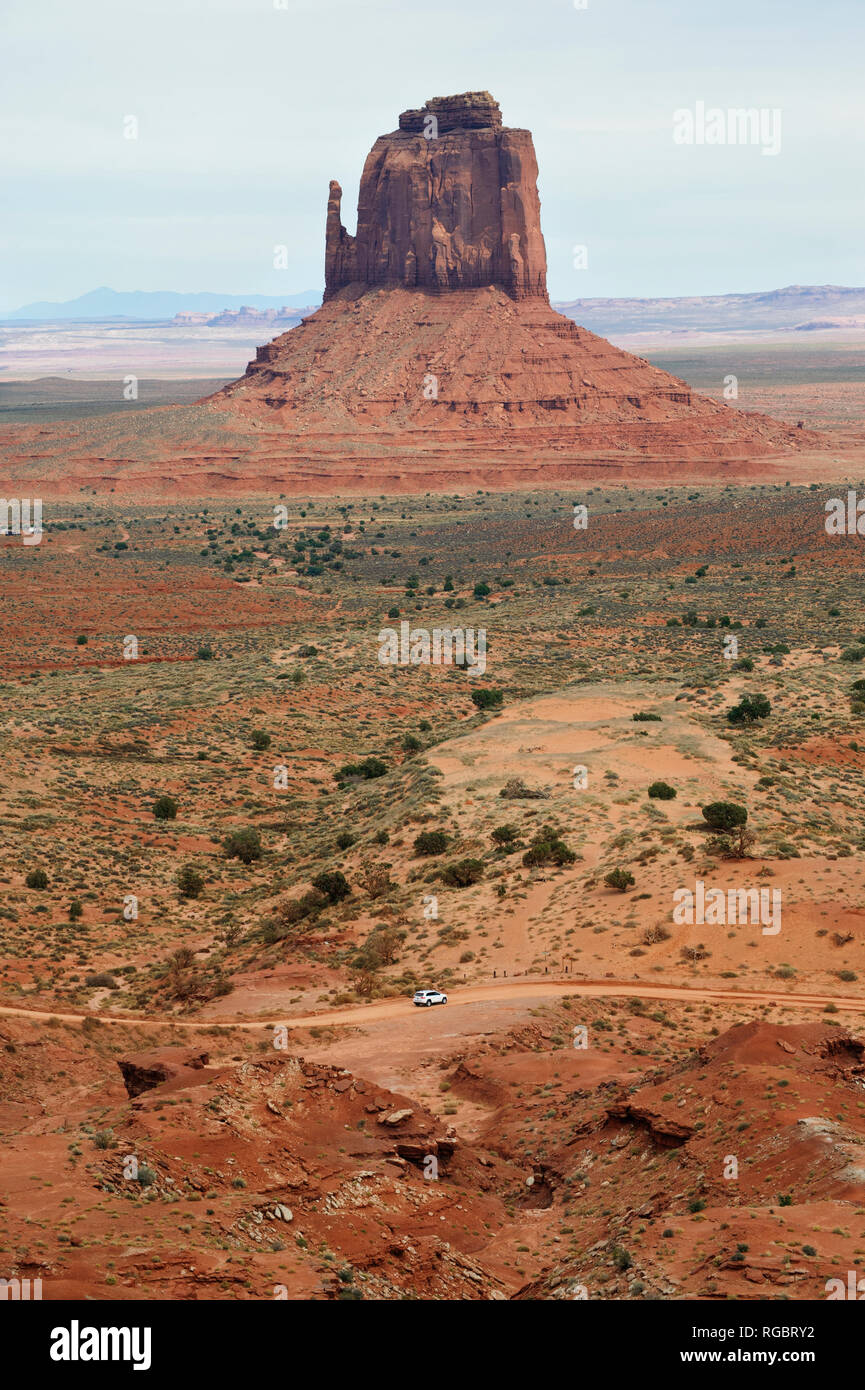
4 370 865 1300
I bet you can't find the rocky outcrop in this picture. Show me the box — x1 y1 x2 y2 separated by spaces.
324 92 547 302
398 92 504 134
606 1100 694 1148
117 1047 208 1099
324 181 358 297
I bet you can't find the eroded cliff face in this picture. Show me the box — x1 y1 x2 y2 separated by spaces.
324 92 548 302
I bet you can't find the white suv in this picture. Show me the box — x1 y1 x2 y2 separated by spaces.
413 988 448 1007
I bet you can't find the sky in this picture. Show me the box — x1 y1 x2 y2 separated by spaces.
1 0 863 310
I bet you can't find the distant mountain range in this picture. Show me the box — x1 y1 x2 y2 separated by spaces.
553 284 865 335
172 305 309 328
4 287 321 321
5 283 865 332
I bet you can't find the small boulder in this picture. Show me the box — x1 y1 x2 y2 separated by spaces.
378 1108 414 1127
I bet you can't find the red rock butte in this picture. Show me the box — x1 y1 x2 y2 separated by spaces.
323 91 547 302
206 92 817 487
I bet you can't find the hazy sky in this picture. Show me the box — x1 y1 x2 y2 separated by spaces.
2 0 863 309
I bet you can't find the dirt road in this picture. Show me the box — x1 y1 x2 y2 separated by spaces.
1 976 862 1033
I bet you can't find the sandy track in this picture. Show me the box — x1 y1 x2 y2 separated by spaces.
1 976 863 1033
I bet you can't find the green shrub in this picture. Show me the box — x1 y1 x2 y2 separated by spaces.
336 757 387 782
491 824 519 846
251 730 272 750
68 899 83 920
522 825 577 868
647 781 676 800
413 830 450 856
271 888 327 934
335 831 356 850
312 870 351 903
605 868 635 892
632 711 662 722
153 795 178 821
727 693 771 724
223 827 263 863
25 868 48 890
470 688 503 711
440 858 484 888
177 865 205 899
702 801 747 831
